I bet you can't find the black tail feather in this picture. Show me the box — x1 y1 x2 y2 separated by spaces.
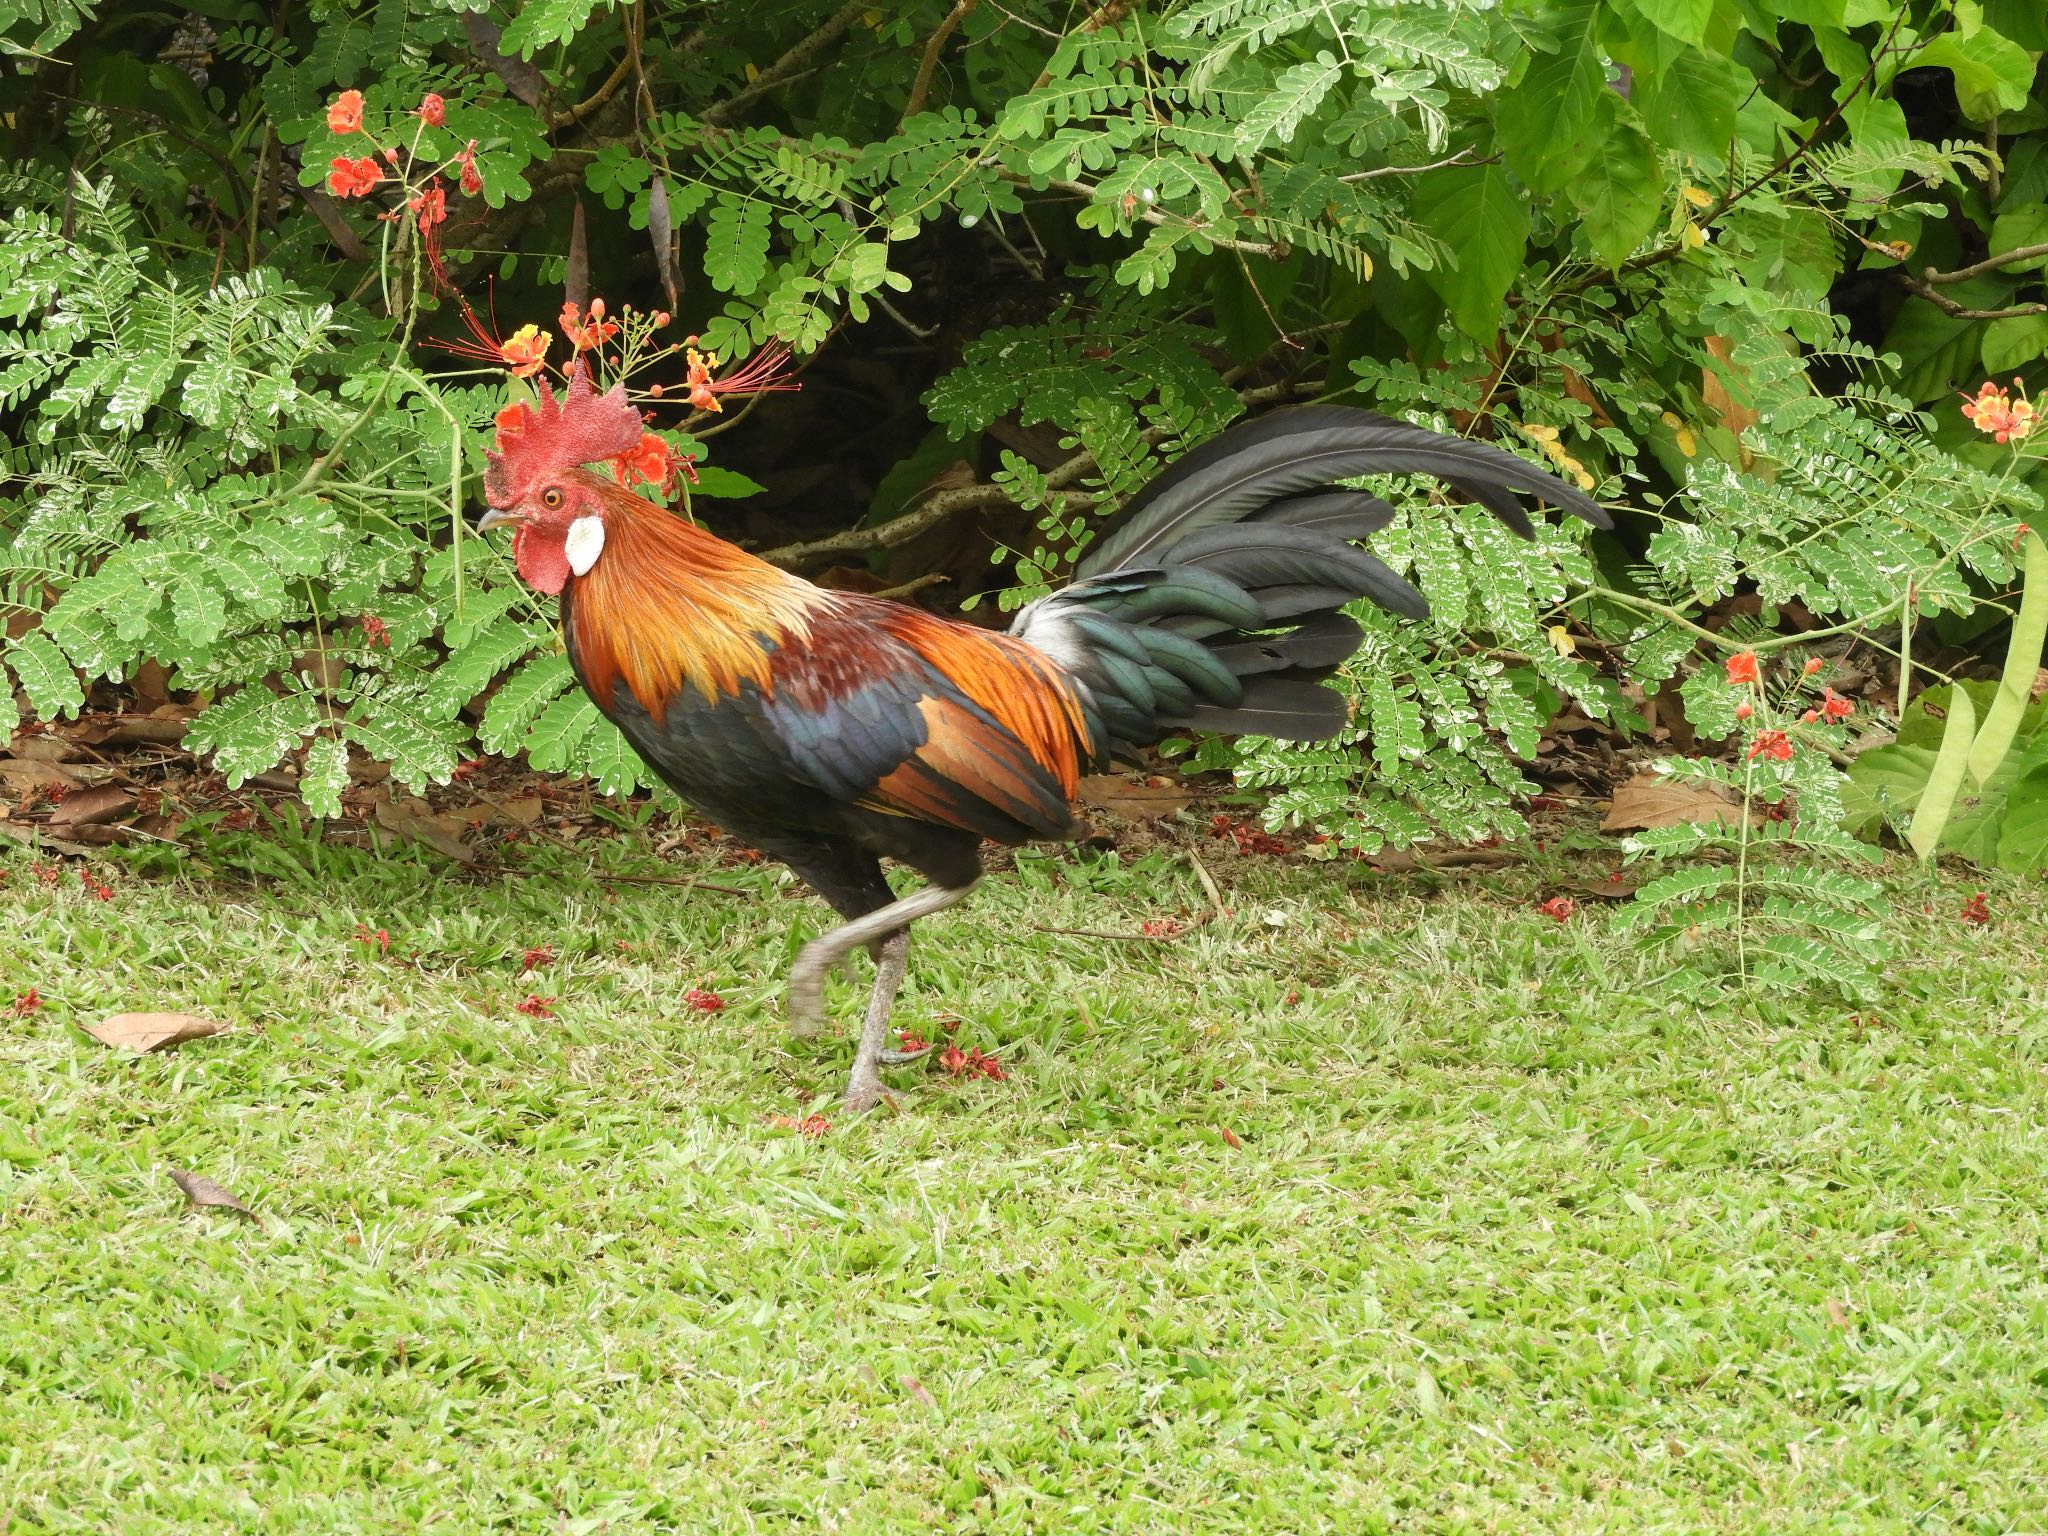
1015 404 1612 750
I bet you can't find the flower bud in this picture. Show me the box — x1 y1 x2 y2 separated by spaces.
1734 702 1753 720
1801 709 1819 723
654 311 671 327
588 297 605 319
1802 656 1823 675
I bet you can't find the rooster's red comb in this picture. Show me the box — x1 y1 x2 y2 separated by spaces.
484 363 646 507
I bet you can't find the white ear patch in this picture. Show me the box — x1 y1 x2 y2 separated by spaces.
563 516 606 577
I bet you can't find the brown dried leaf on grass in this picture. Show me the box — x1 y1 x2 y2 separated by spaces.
46 784 135 829
1079 775 1190 820
1601 772 1747 832
168 1168 256 1219
83 1012 228 1052
371 790 476 863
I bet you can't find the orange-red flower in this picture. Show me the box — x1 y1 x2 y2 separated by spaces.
457 140 483 196
611 430 675 494
560 298 619 353
327 89 364 134
408 181 446 231
417 92 446 127
681 341 799 413
1820 688 1854 721
498 324 550 379
1724 651 1760 686
1960 379 2036 444
1748 729 1792 762
327 156 383 198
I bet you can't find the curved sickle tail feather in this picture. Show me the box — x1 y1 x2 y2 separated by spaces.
1013 406 1611 747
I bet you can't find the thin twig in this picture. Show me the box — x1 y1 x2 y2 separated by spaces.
1338 149 1496 184
1043 176 1289 258
1184 846 1225 919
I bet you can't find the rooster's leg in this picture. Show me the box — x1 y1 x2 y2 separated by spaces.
844 929 913 1114
784 880 978 1108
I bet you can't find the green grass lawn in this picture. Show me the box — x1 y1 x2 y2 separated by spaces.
2 825 2045 1534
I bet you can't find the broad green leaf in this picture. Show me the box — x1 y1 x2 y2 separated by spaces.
688 466 767 499
1572 98 1663 269
1987 205 2048 273
1915 17 2035 121
1415 165 1527 340
1494 0 1603 191
1619 0 1714 47
1635 46 1748 163
1982 313 2048 373
1994 764 2048 872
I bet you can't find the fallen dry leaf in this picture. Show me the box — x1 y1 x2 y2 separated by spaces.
1601 773 1746 832
1219 1125 1243 1149
46 783 134 829
899 1374 938 1409
9 735 82 764
1825 1298 1852 1329
83 1012 228 1052
168 1168 256 1219
0 757 82 794
371 790 475 862
1079 774 1190 820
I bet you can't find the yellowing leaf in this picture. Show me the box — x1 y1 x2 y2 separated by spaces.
1681 186 1714 208
84 1012 228 1052
1682 223 1706 250
1547 625 1578 657
744 61 759 82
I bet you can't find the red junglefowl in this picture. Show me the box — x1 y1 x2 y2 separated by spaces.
478 366 1610 1111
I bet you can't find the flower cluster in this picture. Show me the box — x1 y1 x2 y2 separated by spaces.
1960 379 2037 445
1723 649 1855 768
320 87 483 292
939 1044 1005 1080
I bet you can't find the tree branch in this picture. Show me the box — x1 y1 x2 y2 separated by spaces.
1917 243 2048 286
1890 242 2048 318
701 3 871 128
760 377 1316 568
902 0 979 125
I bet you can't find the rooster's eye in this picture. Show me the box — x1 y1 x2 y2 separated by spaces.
542 488 564 510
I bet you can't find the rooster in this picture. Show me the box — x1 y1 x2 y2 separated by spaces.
477 367 1609 1110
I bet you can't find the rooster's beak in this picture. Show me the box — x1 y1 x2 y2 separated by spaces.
477 507 515 533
